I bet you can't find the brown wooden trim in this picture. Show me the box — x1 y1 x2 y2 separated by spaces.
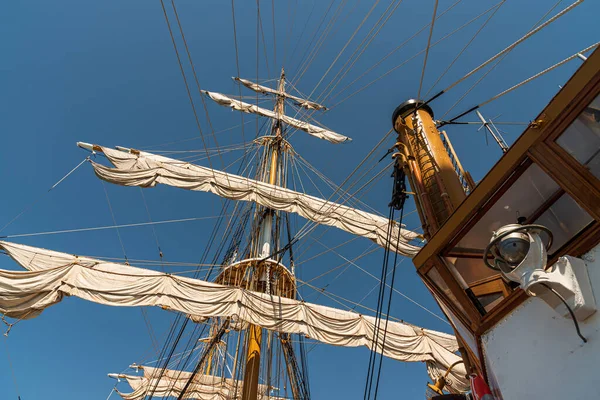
442 159 533 257
469 276 510 298
446 247 491 259
548 221 600 263
477 289 528 335
525 187 565 224
420 272 478 333
458 335 482 376
476 334 489 384
417 257 435 274
529 143 600 220
545 66 600 143
434 256 483 327
547 139 600 195
413 48 600 268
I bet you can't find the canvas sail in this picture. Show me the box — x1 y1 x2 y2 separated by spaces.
82 145 421 257
112 366 275 400
201 90 349 143
233 77 327 111
0 241 468 391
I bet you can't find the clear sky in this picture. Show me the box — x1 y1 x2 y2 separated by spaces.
0 0 598 399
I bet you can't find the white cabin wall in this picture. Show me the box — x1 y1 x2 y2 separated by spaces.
481 244 600 399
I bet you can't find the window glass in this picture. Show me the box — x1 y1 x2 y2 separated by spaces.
456 163 559 251
534 193 593 253
426 266 466 317
556 94 600 179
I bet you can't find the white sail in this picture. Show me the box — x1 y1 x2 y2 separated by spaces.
83 145 421 257
201 90 350 144
0 241 468 391
233 77 327 111
113 366 274 400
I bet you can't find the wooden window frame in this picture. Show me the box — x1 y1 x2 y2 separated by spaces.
412 50 600 338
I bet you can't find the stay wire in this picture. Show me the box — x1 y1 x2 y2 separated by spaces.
316 0 403 106
439 41 600 126
158 0 217 176
271 0 277 67
293 0 349 86
169 0 230 182
290 0 336 79
373 208 403 399
364 205 395 400
431 0 582 109
0 156 89 234
307 0 381 100
101 181 128 263
416 0 439 102
0 215 225 239
231 0 248 147
327 0 461 103
424 0 506 98
4 339 21 400
330 0 484 109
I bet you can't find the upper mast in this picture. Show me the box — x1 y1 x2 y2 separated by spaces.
392 100 468 238
242 67 286 400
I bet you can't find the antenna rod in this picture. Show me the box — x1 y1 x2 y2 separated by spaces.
476 110 509 153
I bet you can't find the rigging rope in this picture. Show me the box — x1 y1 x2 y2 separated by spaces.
0 215 226 239
271 0 277 67
416 0 439 102
231 0 248 147
307 0 381 100
158 0 217 175
429 0 583 108
424 0 506 98
315 0 404 106
101 181 128 263
4 339 22 400
365 164 408 400
329 2 488 109
439 42 600 126
0 156 89 234
326 0 461 103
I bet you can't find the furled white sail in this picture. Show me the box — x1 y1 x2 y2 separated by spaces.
0 241 468 391
201 90 350 144
112 366 274 400
83 145 421 257
233 77 327 111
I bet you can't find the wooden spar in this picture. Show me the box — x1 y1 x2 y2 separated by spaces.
392 100 466 237
242 67 286 400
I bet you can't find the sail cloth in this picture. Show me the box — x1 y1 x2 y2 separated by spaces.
233 77 327 111
113 366 275 400
88 146 421 257
201 90 350 144
0 241 468 392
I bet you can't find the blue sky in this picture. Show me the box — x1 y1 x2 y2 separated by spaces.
0 0 598 399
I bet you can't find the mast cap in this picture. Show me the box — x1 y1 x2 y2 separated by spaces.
392 99 434 126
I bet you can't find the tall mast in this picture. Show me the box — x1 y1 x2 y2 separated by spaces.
392 100 466 238
242 67 286 400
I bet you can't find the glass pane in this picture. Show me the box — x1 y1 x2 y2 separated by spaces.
556 94 600 179
534 193 594 253
456 163 559 251
426 266 466 317
478 292 504 311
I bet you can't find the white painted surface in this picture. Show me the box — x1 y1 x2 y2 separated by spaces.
482 245 600 399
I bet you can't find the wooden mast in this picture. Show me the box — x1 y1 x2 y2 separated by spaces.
392 100 466 238
242 67 286 400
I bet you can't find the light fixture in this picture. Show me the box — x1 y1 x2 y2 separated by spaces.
485 223 596 342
